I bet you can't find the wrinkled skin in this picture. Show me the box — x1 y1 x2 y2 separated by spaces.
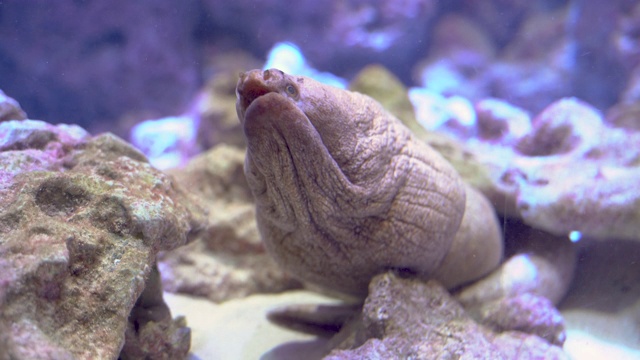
236 69 480 296
235 69 575 350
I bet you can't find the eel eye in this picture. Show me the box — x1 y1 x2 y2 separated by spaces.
285 84 298 97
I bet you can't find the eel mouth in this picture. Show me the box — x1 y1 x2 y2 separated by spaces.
237 69 284 118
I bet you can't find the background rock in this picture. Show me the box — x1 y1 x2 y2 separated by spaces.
0 119 204 359
0 89 27 122
159 144 302 303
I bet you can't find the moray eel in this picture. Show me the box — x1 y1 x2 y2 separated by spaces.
236 68 502 296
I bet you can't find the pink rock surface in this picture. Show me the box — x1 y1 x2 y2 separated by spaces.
0 119 205 359
326 273 568 359
439 97 640 241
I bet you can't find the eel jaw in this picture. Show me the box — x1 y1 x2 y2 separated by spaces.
236 70 282 122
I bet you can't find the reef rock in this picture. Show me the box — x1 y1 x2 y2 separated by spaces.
434 97 640 241
0 119 204 359
0 90 27 122
413 7 572 115
159 144 302 303
325 272 568 359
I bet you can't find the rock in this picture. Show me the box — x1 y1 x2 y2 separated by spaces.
0 90 27 122
159 144 302 303
0 119 204 359
269 221 574 351
196 64 257 150
433 97 640 241
412 6 573 114
325 272 568 359
348 64 419 129
120 264 191 360
459 0 542 48
566 0 631 109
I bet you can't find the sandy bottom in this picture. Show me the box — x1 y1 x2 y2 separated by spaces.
164 291 335 360
165 289 640 360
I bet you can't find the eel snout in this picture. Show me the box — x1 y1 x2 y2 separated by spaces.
236 69 286 119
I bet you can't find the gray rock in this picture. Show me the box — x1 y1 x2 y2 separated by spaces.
325 273 568 360
159 144 302 303
0 119 205 359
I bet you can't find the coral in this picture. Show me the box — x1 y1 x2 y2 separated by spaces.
0 119 204 359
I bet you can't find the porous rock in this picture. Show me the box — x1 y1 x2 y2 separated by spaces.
159 144 302 303
434 96 640 241
0 119 204 359
325 272 568 360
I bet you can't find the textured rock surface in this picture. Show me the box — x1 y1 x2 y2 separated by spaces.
159 144 301 303
0 119 204 359
120 265 191 360
414 7 572 114
325 273 568 359
237 69 503 296
432 96 640 240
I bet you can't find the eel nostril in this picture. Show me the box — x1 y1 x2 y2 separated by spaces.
263 69 271 80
